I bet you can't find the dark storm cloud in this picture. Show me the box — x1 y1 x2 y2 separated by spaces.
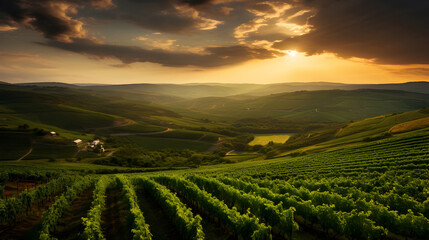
40 38 283 67
0 0 109 42
182 0 212 6
97 0 224 34
273 0 429 65
0 0 223 40
2 0 428 67
247 2 276 14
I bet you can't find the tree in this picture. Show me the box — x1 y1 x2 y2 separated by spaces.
18 124 29 130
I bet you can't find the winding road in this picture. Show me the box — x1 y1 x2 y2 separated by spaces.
17 147 32 161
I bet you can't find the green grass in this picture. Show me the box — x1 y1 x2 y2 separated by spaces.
151 116 229 129
389 116 429 133
278 109 429 155
97 122 166 134
0 133 33 160
316 109 429 149
2 125 428 174
337 110 429 138
149 129 222 143
224 152 260 162
0 113 94 140
24 143 78 160
165 89 429 122
9 103 120 130
116 135 213 151
249 134 292 146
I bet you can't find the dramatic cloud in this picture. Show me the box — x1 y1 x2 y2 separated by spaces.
94 0 225 34
0 0 112 42
233 1 313 50
273 0 429 65
0 0 223 42
1 0 428 69
40 38 284 67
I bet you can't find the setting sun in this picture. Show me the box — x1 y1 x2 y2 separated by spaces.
287 50 299 57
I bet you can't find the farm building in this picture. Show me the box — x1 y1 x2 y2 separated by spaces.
73 139 82 144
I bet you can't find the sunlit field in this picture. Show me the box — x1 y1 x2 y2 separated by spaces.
249 134 292 145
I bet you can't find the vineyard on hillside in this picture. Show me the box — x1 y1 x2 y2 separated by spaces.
0 129 428 240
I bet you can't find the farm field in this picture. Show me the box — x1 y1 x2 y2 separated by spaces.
249 133 292 146
115 135 214 152
1 127 428 240
1 85 429 240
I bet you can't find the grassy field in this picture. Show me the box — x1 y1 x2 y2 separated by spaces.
389 116 429 133
313 109 429 150
100 122 166 134
249 133 292 145
1 125 428 240
149 129 222 143
24 143 78 160
151 116 230 129
10 104 121 131
0 133 33 160
0 114 94 140
165 89 429 122
116 135 213 151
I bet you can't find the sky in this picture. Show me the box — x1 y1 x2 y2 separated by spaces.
0 0 428 84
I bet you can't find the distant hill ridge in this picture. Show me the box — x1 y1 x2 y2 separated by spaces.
11 81 429 97
164 88 429 122
2 81 429 124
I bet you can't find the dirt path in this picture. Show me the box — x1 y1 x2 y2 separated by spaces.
106 150 116 157
109 128 174 136
136 189 182 240
52 188 94 240
196 133 207 141
17 147 32 161
206 137 223 152
72 148 81 158
101 187 132 240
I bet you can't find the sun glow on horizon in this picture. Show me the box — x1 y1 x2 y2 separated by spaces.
286 50 299 57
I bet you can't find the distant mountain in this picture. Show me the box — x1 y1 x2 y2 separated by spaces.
74 83 111 86
87 83 251 98
4 81 429 124
82 81 429 98
344 81 429 94
16 82 80 88
165 89 429 122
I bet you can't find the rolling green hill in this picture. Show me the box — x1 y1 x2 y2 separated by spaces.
83 81 429 97
165 89 429 122
281 108 429 154
0 85 180 131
